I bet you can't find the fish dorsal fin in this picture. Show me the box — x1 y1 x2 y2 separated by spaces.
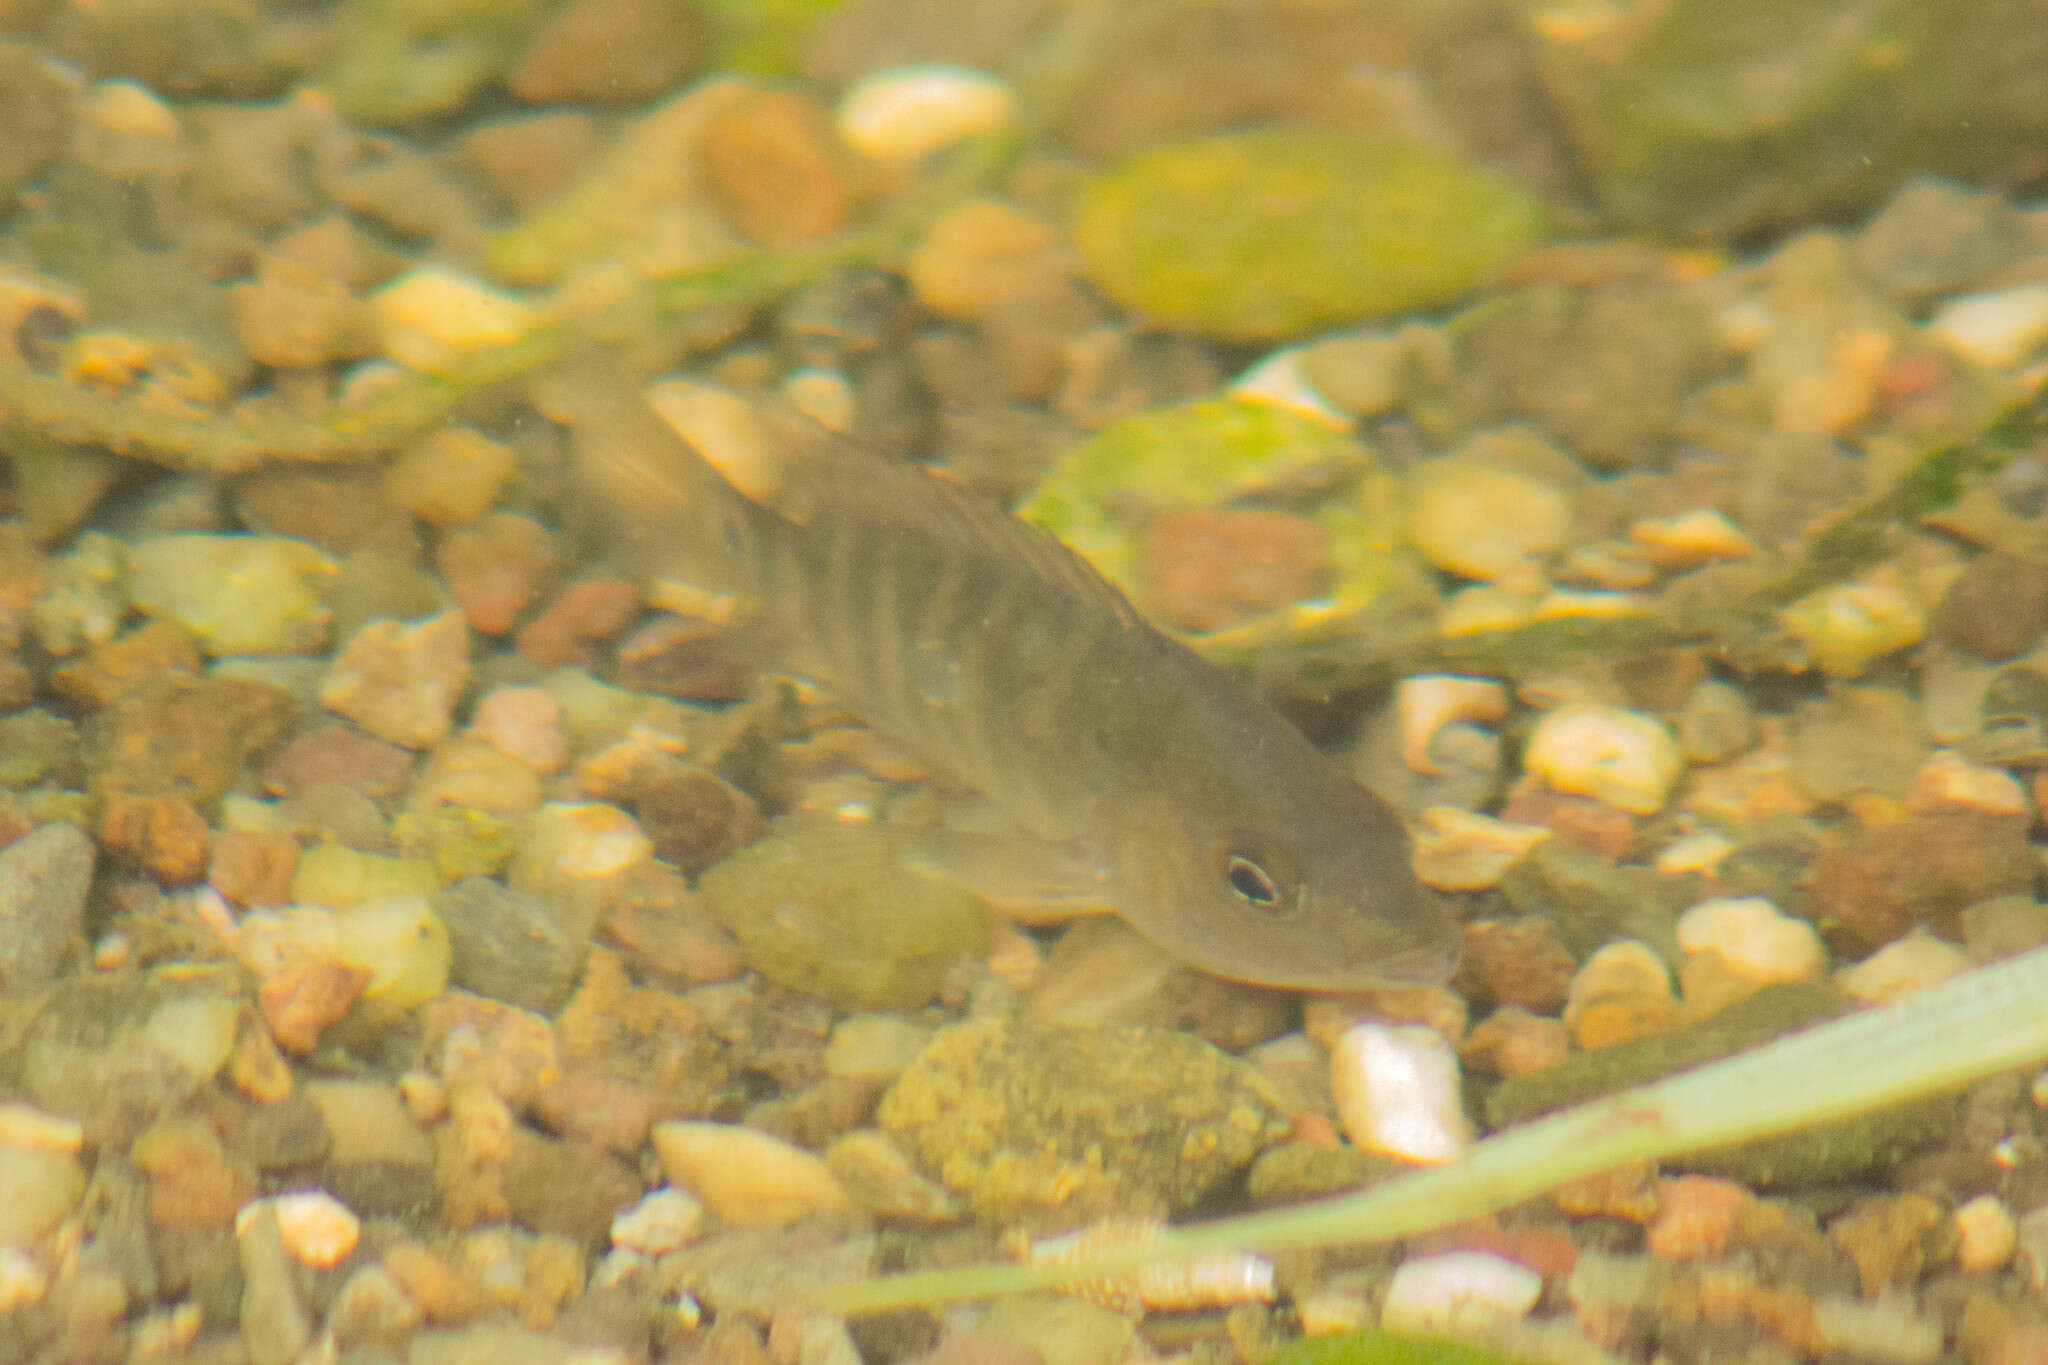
740 399 1152 635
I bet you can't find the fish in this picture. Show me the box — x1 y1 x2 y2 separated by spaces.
559 370 1460 992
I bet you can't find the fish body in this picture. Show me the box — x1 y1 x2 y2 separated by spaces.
575 378 1460 992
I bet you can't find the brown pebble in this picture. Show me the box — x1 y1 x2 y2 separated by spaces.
231 251 371 370
508 0 701 105
235 469 418 558
438 512 557 636
98 792 209 885
698 89 854 246
260 958 373 1055
1459 1006 1569 1078
615 612 757 701
1138 507 1329 633
531 1071 657 1154
1806 811 2036 950
460 112 605 212
1458 918 1576 1014
262 723 415 798
600 863 748 988
49 619 202 710
381 1243 485 1325
93 675 295 807
208 830 299 909
131 1118 253 1230
514 576 640 666
1935 551 2048 660
1827 1192 1946 1296
628 761 763 876
1497 784 1638 859
502 1130 643 1243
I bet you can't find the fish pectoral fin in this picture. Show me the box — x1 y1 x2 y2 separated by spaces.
897 828 1116 924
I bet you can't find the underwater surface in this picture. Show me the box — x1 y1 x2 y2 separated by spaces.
3 1 2048 1362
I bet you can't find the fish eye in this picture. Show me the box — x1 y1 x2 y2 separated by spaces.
1222 851 1290 915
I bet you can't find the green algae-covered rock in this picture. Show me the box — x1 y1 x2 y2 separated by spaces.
697 820 987 1010
1543 0 2048 238
1271 1330 1523 1365
1074 130 1545 342
876 1014 1287 1229
127 533 334 658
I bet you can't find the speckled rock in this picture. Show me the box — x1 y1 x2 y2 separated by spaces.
319 610 471 750
93 674 296 807
127 534 335 658
436 876 589 1016
1806 812 2035 951
877 1014 1286 1229
1934 551 2048 661
0 823 93 989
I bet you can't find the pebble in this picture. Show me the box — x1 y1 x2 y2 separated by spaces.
514 576 640 666
327 1264 424 1344
236 1200 312 1365
1806 811 2034 950
1328 1022 1470 1164
977 1295 1134 1365
1905 748 2030 817
699 88 853 246
1458 916 1575 1013
471 685 569 774
335 895 452 1011
1940 551 2048 663
1956 1194 2018 1272
1812 1293 1943 1365
837 65 1016 165
302 1079 433 1169
1836 928 1973 1004
233 251 372 370
507 0 700 106
383 427 518 528
242 1191 360 1269
650 1121 856 1228
907 198 1069 323
1781 578 1928 678
319 610 472 750
128 534 335 657
0 1103 83 1153
436 876 588 1016
264 723 415 799
1409 462 1573 582
0 1247 47 1313
0 821 93 989
1644 1174 1752 1260
1523 703 1685 815
1929 283 2048 369
1459 1007 1570 1079
1226 347 1354 427
372 268 537 377
438 512 558 636
1563 941 1681 1050
609 1186 705 1257
822 1129 960 1223
1379 1251 1542 1337
1626 509 1756 569
823 1015 935 1084
0 1142 86 1244
1412 807 1551 892
144 994 240 1083
1397 675 1509 776
1675 678 1756 764
209 829 300 908
1675 897 1827 1005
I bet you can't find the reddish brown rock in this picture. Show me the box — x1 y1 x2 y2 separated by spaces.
627 761 763 876
601 863 748 988
1806 812 2036 951
1138 507 1329 633
1498 784 1638 860
260 958 373 1055
508 0 702 106
438 512 556 636
513 576 640 666
130 1118 253 1230
262 723 415 798
207 829 299 909
531 1070 657 1155
1458 917 1576 1014
1934 550 2048 661
98 793 209 885
699 89 855 246
50 619 202 710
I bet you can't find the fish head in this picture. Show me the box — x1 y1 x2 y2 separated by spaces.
1108 764 1461 993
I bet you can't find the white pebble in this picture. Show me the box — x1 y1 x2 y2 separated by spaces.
1380 1251 1541 1337
0 1103 83 1154
836 65 1016 165
472 685 569 774
0 1247 48 1312
1654 832 1737 876
1397 675 1508 776
610 1187 705 1257
1227 348 1353 428
1329 1023 1470 1164
1523 703 1684 815
1676 897 1827 987
1836 929 1972 1005
143 995 241 1084
651 1121 855 1228
1929 283 2048 370
265 1191 361 1269
1955 1194 2017 1272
